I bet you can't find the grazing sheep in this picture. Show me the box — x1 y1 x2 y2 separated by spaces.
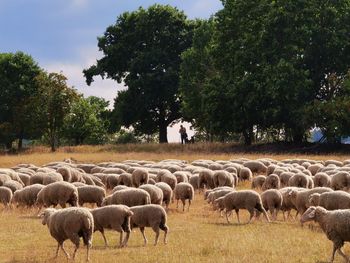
42 172 64 185
288 187 333 216
112 185 129 193
3 180 23 193
308 164 323 175
198 169 214 190
189 174 199 190
139 184 163 205
260 189 283 221
76 164 96 174
222 190 270 224
301 206 350 262
102 188 151 207
279 187 304 221
173 171 189 183
313 172 331 187
12 184 44 207
0 174 11 186
0 186 13 207
117 173 132 187
279 172 294 188
239 167 252 182
207 188 235 204
325 160 343 167
330 171 350 190
18 173 30 186
106 174 120 190
130 204 169 246
90 205 133 247
78 186 106 207
262 174 280 191
154 182 173 209
81 174 96 186
174 182 195 212
288 173 310 188
251 175 266 190
36 181 78 208
266 164 277 176
131 169 149 187
213 170 235 188
243 161 267 174
39 207 94 261
308 191 350 210
30 173 44 185
156 170 177 190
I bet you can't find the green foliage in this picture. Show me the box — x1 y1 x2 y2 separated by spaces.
84 4 195 143
35 72 78 151
63 96 110 145
113 129 141 144
0 52 42 149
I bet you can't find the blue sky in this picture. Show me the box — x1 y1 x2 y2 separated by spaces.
0 0 223 142
0 0 222 103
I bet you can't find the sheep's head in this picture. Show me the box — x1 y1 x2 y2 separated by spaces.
288 189 297 198
308 193 320 207
300 206 317 223
38 208 56 225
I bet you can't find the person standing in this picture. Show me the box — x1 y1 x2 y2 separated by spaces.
179 125 187 144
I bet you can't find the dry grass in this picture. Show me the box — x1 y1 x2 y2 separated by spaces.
0 148 350 262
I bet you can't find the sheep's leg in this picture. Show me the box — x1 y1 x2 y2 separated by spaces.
140 227 148 246
188 200 191 212
159 224 168 244
123 231 130 247
235 209 240 224
100 230 108 247
337 247 349 262
330 244 337 262
152 226 160 246
59 243 70 259
54 243 60 259
248 208 255 224
182 200 185 212
176 199 179 209
225 210 231 224
69 233 80 260
119 231 124 248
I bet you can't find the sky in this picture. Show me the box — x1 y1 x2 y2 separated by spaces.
0 0 223 142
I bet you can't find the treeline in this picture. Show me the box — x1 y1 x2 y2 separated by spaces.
2 1 350 150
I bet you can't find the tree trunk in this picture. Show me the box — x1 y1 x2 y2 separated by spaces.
291 128 304 144
6 141 12 150
18 138 23 151
50 133 56 152
243 128 253 146
159 123 168 143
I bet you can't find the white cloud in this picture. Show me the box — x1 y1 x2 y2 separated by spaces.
187 0 223 18
43 45 125 108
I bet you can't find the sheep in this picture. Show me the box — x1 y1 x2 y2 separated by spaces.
156 170 177 190
0 174 11 186
288 187 333 216
130 204 169 246
90 205 133 248
208 163 223 171
207 188 235 204
139 184 163 205
189 174 199 190
266 164 277 176
81 174 95 186
131 168 149 187
76 164 96 173
72 182 86 188
288 173 310 188
42 172 64 185
213 170 235 188
117 173 133 187
106 174 120 190
262 174 280 191
313 172 331 187
29 173 44 185
78 186 106 207
308 163 323 175
243 161 267 174
222 190 270 224
251 175 266 189
0 186 13 207
279 172 294 188
301 206 350 262
36 181 78 209
173 171 189 183
154 182 173 209
260 189 283 221
279 187 304 221
39 207 94 261
174 182 194 212
308 191 350 210
325 160 343 167
18 173 30 186
12 184 44 207
3 180 23 193
198 169 214 190
112 185 129 193
212 196 226 215
330 171 350 190
238 167 252 182
102 188 151 207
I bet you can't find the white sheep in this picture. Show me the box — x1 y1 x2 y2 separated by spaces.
39 207 94 261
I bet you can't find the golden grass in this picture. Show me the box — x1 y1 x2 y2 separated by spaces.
0 148 350 262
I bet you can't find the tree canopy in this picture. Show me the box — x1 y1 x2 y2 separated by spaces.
84 4 195 142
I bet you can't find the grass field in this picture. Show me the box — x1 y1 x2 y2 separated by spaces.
0 145 349 262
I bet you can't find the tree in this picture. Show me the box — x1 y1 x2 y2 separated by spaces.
0 52 42 149
35 72 78 151
63 96 110 145
84 4 194 143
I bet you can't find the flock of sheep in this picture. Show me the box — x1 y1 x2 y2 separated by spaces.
1 157 350 262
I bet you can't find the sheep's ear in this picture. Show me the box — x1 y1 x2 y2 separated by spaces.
37 211 45 218
307 207 316 218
